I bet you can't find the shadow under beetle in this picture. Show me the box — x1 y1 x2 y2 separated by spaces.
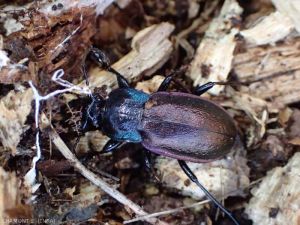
80 48 239 225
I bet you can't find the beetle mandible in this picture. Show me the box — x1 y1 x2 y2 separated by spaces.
80 48 240 225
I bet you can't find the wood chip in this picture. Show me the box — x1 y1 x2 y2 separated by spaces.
135 75 165 94
278 107 293 127
272 0 300 33
0 167 21 222
87 22 174 91
188 0 243 95
288 137 300 146
233 37 300 110
240 11 294 46
245 152 300 225
0 88 33 155
155 143 249 200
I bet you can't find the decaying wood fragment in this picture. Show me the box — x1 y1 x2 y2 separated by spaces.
248 73 300 110
188 0 243 95
0 167 27 223
87 22 174 91
155 143 249 200
233 37 300 109
0 88 33 155
0 35 34 84
245 152 300 225
234 38 300 82
240 0 300 47
1 0 115 84
76 131 109 155
240 11 294 46
222 91 269 147
272 0 300 33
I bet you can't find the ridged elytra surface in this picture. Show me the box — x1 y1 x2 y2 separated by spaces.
140 92 237 162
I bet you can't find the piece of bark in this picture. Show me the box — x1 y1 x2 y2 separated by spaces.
188 0 243 95
245 152 300 225
272 0 300 33
0 88 33 155
233 37 300 109
86 22 174 91
1 1 115 85
240 11 295 46
155 142 249 200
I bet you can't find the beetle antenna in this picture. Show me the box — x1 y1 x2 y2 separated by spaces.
178 160 240 225
79 52 105 133
81 53 92 88
88 47 130 88
214 80 252 86
81 51 100 102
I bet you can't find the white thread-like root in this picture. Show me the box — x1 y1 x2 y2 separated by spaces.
25 69 91 191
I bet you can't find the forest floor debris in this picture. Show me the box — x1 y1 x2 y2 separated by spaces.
0 0 300 224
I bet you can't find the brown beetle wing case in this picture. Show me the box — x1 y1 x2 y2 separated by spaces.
140 92 237 162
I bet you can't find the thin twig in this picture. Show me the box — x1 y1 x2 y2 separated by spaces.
124 199 210 224
48 126 168 225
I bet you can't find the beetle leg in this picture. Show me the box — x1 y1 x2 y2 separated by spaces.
178 160 240 225
194 82 216 95
144 150 161 182
107 66 130 89
71 135 81 153
101 140 123 154
157 74 173 92
80 95 104 133
158 74 191 93
80 54 105 132
89 47 130 88
144 150 152 171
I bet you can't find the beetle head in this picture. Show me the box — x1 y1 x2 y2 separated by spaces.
89 48 110 69
81 93 105 133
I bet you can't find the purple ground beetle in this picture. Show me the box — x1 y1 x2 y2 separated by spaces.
80 48 239 225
